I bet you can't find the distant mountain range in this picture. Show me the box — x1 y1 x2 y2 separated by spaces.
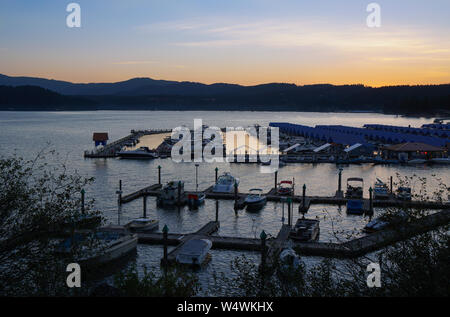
0 73 449 115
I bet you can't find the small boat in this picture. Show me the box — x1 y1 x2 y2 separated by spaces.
277 180 294 195
363 210 408 233
64 213 102 230
125 218 159 233
373 178 389 199
346 199 364 215
407 158 427 164
430 157 450 164
118 146 158 159
289 218 320 242
212 172 239 193
58 229 138 267
157 181 187 207
245 189 267 212
397 187 412 201
187 193 206 209
279 248 301 270
176 239 212 266
345 178 364 199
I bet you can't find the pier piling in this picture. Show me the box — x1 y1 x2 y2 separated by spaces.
287 198 292 226
390 176 393 194
158 166 161 185
162 225 168 271
215 200 219 222
274 171 278 189
81 189 85 212
369 187 374 214
260 230 267 273
143 196 147 218
215 167 218 183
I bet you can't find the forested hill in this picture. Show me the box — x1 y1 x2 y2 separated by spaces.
0 81 449 116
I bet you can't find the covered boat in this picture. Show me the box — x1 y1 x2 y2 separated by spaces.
176 239 212 266
345 177 364 199
118 146 158 159
277 180 294 195
245 188 267 212
212 172 239 193
289 218 320 242
279 248 301 270
157 181 187 207
125 218 159 233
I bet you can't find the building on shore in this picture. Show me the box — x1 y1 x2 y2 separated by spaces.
382 142 446 161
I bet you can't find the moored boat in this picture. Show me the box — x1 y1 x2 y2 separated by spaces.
245 188 267 212
277 180 294 195
176 239 212 266
187 193 206 209
346 199 364 215
289 218 320 242
345 177 364 199
374 178 389 199
57 229 138 267
396 187 412 201
125 218 159 233
363 210 408 233
118 146 158 159
430 157 450 164
279 248 301 270
212 172 239 193
157 181 187 207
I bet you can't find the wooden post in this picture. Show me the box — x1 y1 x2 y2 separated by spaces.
338 168 342 193
369 187 373 214
302 184 306 208
234 182 238 209
163 225 168 272
274 171 278 190
177 181 182 206
158 165 161 185
119 179 122 191
260 230 267 273
215 200 219 222
287 197 292 226
143 195 147 218
215 167 218 183
390 176 393 194
81 189 85 213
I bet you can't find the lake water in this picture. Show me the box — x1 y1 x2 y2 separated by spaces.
0 111 448 294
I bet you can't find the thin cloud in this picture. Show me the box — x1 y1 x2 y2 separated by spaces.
112 60 157 65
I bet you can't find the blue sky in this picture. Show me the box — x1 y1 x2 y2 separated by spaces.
0 0 449 86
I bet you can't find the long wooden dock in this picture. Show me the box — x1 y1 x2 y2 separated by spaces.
120 183 449 211
103 209 449 260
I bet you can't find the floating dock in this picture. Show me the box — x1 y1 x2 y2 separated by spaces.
102 209 449 260
120 183 449 212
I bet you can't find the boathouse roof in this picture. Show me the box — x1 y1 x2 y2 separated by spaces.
383 142 444 152
93 133 109 142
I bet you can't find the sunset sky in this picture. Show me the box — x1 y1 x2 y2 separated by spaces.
1 0 449 87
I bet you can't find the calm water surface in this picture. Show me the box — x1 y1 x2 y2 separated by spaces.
0 111 448 294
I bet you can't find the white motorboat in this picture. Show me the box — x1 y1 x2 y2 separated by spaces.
363 210 408 233
176 239 212 266
430 157 450 164
187 193 206 209
245 188 267 212
125 218 159 233
212 172 239 193
157 181 187 207
58 229 138 267
118 146 158 159
374 178 389 199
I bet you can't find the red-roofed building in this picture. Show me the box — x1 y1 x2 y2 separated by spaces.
382 142 445 161
93 132 109 147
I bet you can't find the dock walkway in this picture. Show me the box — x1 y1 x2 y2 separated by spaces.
102 209 449 259
120 184 449 211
